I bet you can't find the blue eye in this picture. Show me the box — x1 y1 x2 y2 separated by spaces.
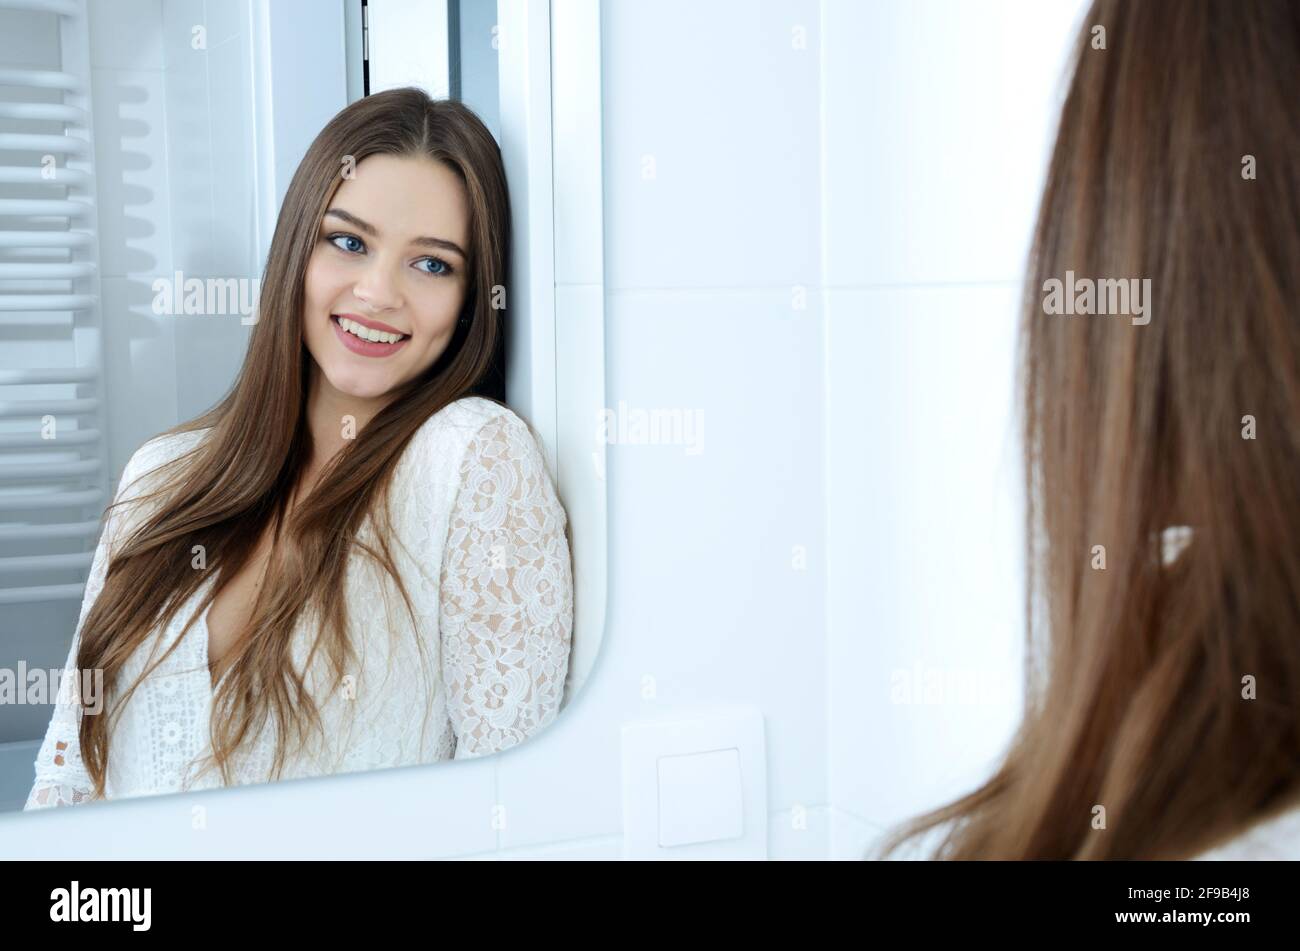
328 233 365 254
326 232 453 278
418 257 453 277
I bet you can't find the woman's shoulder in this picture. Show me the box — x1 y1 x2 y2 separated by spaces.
1191 802 1300 860
417 395 522 438
413 396 541 462
401 396 553 521
121 426 212 492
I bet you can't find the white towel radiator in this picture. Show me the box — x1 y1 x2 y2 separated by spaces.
0 0 109 607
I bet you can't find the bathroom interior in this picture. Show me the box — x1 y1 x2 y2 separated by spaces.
0 0 1090 858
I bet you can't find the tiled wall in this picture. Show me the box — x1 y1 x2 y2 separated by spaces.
88 0 258 459
822 0 1090 857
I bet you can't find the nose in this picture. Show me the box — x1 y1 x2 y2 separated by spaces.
352 255 402 314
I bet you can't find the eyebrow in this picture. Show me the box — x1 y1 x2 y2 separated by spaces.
323 208 467 260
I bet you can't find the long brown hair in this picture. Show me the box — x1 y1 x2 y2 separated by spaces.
875 0 1300 859
76 88 512 794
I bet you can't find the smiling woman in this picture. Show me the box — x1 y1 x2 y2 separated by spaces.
305 156 472 378
24 88 575 807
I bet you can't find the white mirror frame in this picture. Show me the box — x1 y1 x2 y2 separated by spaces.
498 0 605 703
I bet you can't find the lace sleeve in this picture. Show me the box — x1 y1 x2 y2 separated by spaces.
23 445 149 809
438 411 574 759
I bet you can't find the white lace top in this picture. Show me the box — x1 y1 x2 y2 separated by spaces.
24 396 573 809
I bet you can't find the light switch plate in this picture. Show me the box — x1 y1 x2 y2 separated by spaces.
621 706 766 859
657 748 744 847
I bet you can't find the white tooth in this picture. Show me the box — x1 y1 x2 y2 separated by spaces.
339 318 400 344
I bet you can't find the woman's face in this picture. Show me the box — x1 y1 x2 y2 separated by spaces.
302 153 471 403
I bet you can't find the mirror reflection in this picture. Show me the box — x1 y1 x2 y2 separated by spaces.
0 0 580 814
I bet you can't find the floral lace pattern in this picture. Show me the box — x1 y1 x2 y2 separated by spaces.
439 413 573 757
23 398 574 808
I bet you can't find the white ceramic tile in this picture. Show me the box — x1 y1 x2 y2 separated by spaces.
606 289 826 807
480 835 623 860
825 284 1025 830
206 31 255 277
171 310 251 422
99 276 179 471
88 0 164 70
769 804 832 859
161 0 208 68
835 804 958 860
203 0 247 48
821 0 1089 287
601 0 821 290
830 806 887 860
0 757 498 858
498 287 827 851
534 806 834 859
162 58 215 274
90 68 173 278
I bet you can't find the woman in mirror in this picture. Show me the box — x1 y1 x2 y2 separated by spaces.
875 0 1299 859
26 87 574 808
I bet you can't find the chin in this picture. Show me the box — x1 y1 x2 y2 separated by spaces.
323 366 402 401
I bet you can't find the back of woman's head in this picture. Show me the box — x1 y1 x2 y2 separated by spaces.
877 0 1300 859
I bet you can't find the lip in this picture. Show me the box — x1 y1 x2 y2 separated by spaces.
331 314 410 358
335 312 408 336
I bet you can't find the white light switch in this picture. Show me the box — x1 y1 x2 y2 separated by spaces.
657 748 744 847
621 707 767 858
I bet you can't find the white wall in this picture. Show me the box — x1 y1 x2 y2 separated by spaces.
89 0 260 463
597 0 829 855
823 0 1089 856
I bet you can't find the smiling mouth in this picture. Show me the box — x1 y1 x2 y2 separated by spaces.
331 314 410 343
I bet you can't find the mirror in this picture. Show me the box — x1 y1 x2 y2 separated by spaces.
0 0 604 820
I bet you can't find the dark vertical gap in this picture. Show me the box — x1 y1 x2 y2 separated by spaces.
448 0 462 101
361 0 371 96
451 0 505 403
478 309 508 404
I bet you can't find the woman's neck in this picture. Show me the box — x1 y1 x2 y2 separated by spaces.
302 366 393 474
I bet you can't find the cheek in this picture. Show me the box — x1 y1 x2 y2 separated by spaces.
410 283 467 339
301 255 341 349
303 251 341 307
